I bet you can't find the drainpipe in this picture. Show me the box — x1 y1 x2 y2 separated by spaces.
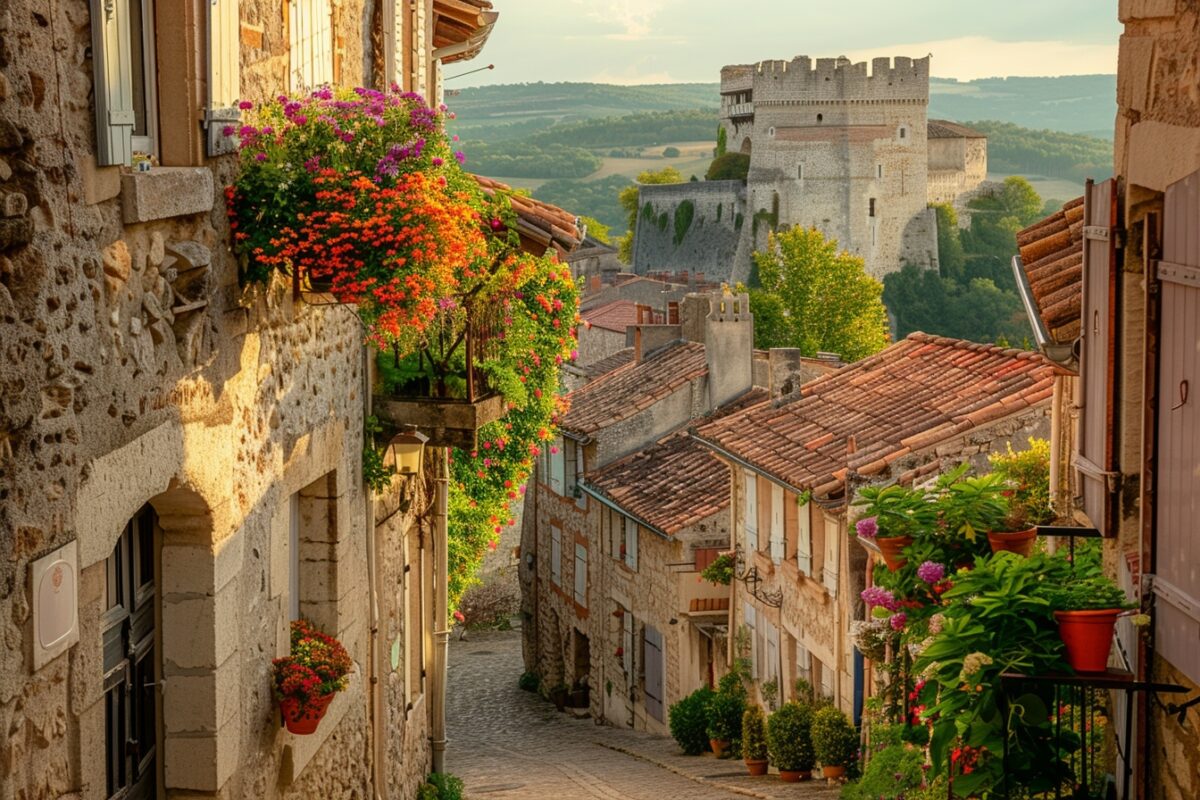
363 346 386 800
430 446 450 773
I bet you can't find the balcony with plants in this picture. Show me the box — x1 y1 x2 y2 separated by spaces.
226 86 580 607
845 441 1175 800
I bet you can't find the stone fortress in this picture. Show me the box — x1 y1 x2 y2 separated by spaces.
632 55 988 282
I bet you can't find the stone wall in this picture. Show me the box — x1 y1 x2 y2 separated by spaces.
0 0 433 795
631 181 745 279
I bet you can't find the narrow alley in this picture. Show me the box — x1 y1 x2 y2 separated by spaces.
445 627 842 800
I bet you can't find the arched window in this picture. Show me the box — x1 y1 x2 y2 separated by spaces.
817 113 823 123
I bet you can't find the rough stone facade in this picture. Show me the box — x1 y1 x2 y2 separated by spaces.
0 0 458 797
633 56 987 283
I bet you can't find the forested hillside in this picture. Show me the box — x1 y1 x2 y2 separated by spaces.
965 121 1112 182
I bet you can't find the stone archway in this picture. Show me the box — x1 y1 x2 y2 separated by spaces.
740 137 752 156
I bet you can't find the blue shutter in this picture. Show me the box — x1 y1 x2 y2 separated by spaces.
90 0 135 166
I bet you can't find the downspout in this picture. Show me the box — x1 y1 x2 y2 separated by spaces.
364 346 386 800
430 446 450 773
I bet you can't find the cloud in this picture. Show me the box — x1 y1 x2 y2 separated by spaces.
844 36 1117 79
570 0 681 40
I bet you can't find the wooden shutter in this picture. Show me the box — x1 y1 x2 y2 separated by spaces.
90 0 135 165
574 440 586 509
574 544 587 608
206 0 241 156
622 611 634 676
797 501 813 576
743 603 757 678
764 619 780 686
1075 178 1121 536
643 626 664 722
822 516 839 597
289 0 333 90
549 438 564 495
1153 168 1200 685
770 484 785 563
743 469 758 551
624 517 638 572
550 526 561 586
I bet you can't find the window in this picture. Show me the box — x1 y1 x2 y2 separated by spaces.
899 126 907 140
816 113 823 123
769 484 784 564
818 657 834 700
550 525 562 587
869 198 876 218
623 516 639 571
823 516 840 596
798 164 805 181
743 469 758 551
289 0 334 90
797 500 813 576
763 619 781 689
795 638 812 687
548 437 565 495
90 0 158 164
574 544 588 608
560 438 585 506
877 164 883 179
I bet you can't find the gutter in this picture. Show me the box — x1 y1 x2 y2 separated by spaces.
1012 254 1077 368
363 346 386 800
578 481 671 540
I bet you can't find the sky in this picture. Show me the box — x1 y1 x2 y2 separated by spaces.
453 0 1121 87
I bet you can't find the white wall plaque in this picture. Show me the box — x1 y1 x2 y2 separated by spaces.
31 540 80 670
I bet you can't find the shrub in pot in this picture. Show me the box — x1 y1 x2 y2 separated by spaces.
855 483 936 571
706 671 747 757
986 439 1055 557
767 701 814 781
668 686 715 755
741 705 769 775
1047 573 1136 672
811 705 858 778
272 619 353 735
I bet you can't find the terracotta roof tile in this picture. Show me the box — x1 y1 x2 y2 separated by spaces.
1016 196 1084 342
584 348 635 378
583 300 646 333
693 334 1059 500
584 389 769 535
927 119 987 139
561 341 708 436
473 175 582 257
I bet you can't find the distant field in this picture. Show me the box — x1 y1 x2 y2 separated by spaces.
987 173 1083 204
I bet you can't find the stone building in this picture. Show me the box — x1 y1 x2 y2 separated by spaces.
0 0 564 798
632 56 988 283
692 335 1057 717
1009 3 1200 796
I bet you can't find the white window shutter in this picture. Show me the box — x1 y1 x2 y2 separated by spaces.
574 544 587 607
289 0 333 91
206 0 241 156
549 438 564 495
90 0 135 166
743 469 758 551
770 484 784 564
797 502 813 576
822 517 839 597
625 517 638 571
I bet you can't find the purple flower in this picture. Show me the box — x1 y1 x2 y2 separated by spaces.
222 125 236 137
293 115 308 126
917 561 945 585
238 100 253 110
861 586 898 611
432 156 444 166
855 516 878 539
490 218 505 231
238 125 258 137
304 156 321 172
890 612 907 631
454 150 466 165
341 132 354 143
255 152 267 162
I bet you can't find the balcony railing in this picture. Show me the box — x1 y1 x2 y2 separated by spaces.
727 102 754 118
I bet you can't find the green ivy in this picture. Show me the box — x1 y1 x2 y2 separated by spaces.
672 200 695 246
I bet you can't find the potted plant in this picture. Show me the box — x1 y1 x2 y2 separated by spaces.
1047 573 1136 672
811 705 858 779
985 441 1056 556
701 552 735 585
668 686 715 755
706 672 747 757
741 705 769 775
854 483 936 571
272 619 353 735
767 701 815 781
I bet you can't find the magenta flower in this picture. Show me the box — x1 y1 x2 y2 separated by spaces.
860 586 898 611
890 612 907 631
917 561 946 585
255 152 267 162
222 125 236 137
432 156 444 166
855 516 878 539
238 100 253 110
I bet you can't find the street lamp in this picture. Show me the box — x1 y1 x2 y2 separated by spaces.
388 425 429 476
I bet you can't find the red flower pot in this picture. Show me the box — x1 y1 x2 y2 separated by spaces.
280 692 335 735
778 769 812 782
987 528 1037 557
822 765 846 779
744 758 768 776
876 536 913 571
1054 609 1120 672
709 738 729 758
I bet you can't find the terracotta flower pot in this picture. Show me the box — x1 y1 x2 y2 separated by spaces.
778 769 812 782
876 535 914 571
987 527 1037 557
709 738 730 758
822 765 846 779
744 758 769 776
1055 609 1120 672
280 692 335 735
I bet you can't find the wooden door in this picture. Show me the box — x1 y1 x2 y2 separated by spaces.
103 504 158 799
643 625 664 722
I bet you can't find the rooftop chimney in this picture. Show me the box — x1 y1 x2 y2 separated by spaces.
705 288 754 409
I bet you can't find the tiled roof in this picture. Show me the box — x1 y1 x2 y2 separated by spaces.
584 348 635 378
561 342 708 437
693 333 1059 501
584 389 768 535
583 300 640 333
1016 196 1084 342
433 0 497 64
928 119 987 139
474 176 582 257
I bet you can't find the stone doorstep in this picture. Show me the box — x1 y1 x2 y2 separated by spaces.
121 167 215 224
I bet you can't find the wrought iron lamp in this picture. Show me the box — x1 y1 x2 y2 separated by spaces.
388 425 429 476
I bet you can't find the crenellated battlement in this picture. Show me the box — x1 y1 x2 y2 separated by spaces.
719 54 930 104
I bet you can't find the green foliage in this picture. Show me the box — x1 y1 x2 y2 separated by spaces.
460 140 601 178
523 109 721 149
1044 572 1137 611
812 706 859 769
518 671 540 692
705 152 750 181
839 724 926 800
617 167 685 263
767 701 815 771
657 212 669 232
669 687 716 755
706 690 746 746
577 214 611 244
734 212 744 231
751 227 890 362
716 125 728 156
700 552 734 585
673 200 695 246
663 146 681 158
362 415 396 493
742 705 769 761
988 438 1055 526
932 203 966 282
935 467 1012 542
855 483 938 540
419 773 464 800
534 175 631 236
965 120 1113 182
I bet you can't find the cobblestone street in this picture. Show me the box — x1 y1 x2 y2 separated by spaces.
445 628 843 800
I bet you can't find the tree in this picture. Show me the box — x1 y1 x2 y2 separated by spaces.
705 152 750 182
716 125 728 156
663 146 681 158
932 203 965 282
577 215 611 244
751 227 890 361
616 167 685 263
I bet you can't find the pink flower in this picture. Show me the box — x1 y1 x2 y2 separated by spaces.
890 612 907 631
238 100 253 110
855 517 878 539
